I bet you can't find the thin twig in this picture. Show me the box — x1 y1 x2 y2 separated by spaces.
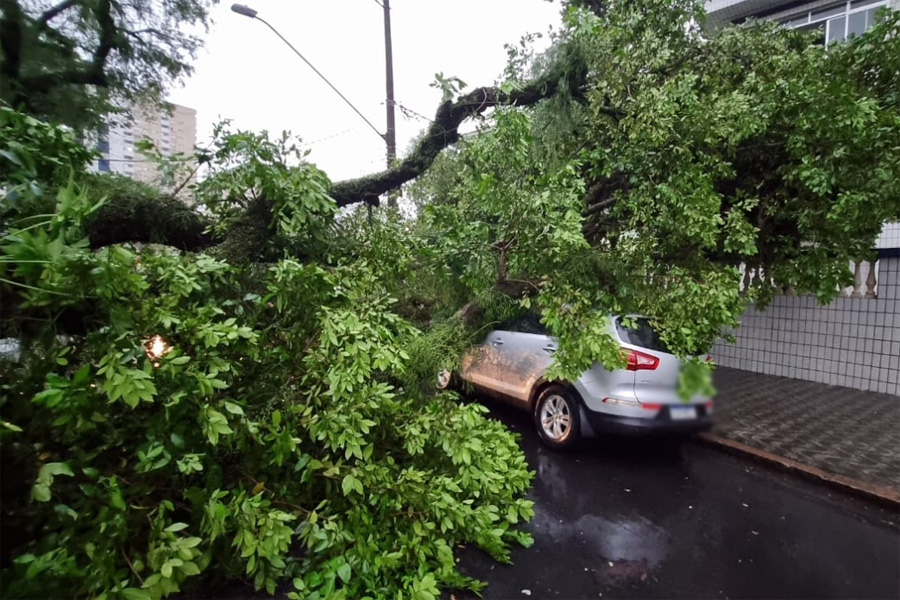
272 499 311 515
122 548 144 585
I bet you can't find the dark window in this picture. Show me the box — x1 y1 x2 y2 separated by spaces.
848 9 868 35
616 317 670 353
98 159 110 172
500 312 548 335
97 139 109 153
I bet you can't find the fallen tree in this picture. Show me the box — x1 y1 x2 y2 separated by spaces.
2 0 900 598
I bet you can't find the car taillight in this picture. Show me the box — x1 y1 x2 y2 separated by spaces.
624 348 659 371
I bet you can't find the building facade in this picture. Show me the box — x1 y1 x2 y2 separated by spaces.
92 102 197 186
707 0 899 40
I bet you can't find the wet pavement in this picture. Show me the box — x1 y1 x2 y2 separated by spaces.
452 401 900 600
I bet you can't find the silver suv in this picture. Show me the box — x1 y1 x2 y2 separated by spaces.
439 312 713 449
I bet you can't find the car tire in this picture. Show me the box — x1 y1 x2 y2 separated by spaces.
533 384 581 450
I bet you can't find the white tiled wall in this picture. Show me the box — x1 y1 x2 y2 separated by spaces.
712 257 900 396
876 222 900 250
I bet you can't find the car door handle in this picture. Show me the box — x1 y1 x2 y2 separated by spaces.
542 345 556 353
492 339 504 346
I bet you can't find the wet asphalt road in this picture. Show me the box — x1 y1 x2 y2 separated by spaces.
453 401 900 600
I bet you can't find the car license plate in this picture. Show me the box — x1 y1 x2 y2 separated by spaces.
670 406 697 420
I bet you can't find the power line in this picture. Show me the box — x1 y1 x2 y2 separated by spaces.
247 14 385 142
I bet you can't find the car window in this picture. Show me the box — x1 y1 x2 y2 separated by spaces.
502 312 548 335
615 317 670 353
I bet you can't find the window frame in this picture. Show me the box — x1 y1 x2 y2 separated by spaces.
781 0 889 43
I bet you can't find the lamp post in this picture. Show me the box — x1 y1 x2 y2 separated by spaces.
231 3 398 206
230 4 384 142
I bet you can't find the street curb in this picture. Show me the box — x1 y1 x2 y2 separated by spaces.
694 431 900 509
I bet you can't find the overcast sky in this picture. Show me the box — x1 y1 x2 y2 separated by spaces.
167 0 561 182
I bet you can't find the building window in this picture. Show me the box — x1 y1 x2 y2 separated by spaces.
97 139 109 153
782 0 888 43
98 159 110 172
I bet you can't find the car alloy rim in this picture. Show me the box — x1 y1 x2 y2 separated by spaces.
437 369 451 389
540 394 571 441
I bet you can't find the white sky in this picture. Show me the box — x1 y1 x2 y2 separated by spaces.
167 0 561 182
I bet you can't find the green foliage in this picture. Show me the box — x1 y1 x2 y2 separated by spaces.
0 110 534 600
407 0 900 384
4 1 900 597
0 0 214 131
1 105 96 220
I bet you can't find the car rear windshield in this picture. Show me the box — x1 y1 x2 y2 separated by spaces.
615 318 670 353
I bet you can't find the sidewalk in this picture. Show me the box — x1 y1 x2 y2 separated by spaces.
708 367 900 499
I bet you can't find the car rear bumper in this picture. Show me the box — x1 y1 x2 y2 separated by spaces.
582 405 713 435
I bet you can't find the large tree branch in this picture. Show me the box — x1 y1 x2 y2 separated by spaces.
22 0 116 92
330 77 565 207
0 0 25 87
84 56 586 251
38 0 81 28
84 195 217 251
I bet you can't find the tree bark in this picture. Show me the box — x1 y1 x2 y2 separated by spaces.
84 195 217 251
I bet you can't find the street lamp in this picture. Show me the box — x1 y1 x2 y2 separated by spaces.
230 4 385 144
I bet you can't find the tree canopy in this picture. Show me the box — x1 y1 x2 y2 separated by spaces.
0 0 214 130
2 0 899 598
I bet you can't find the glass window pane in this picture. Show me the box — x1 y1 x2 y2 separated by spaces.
616 318 671 354
827 15 846 42
850 0 882 8
509 312 548 335
848 10 867 36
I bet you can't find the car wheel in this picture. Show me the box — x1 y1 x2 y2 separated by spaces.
436 368 453 390
534 384 581 450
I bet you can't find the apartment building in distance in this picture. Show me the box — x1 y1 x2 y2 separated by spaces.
93 102 197 185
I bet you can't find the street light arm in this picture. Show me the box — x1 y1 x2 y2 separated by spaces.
246 14 385 142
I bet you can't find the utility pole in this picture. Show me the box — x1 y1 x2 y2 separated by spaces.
382 0 397 207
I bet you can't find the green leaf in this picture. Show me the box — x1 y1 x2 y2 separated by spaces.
337 562 351 583
110 492 126 510
1 420 23 432
272 410 281 427
41 463 74 478
165 522 189 532
341 474 360 497
122 588 153 600
224 401 244 415
31 484 51 502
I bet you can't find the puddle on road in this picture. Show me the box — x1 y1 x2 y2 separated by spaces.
531 506 669 569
